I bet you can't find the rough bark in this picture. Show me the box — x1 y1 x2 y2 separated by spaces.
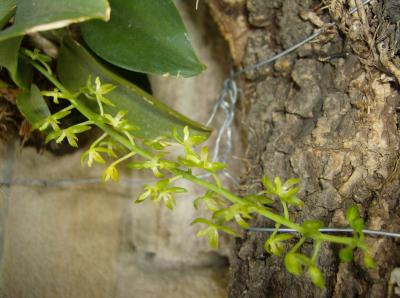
209 0 400 297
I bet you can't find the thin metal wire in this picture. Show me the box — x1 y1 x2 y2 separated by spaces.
235 0 371 75
199 70 239 184
205 0 400 240
202 0 373 184
0 177 157 187
238 30 323 74
0 0 373 191
349 0 371 14
248 227 400 239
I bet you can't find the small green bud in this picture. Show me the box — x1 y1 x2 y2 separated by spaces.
284 253 302 276
308 266 325 288
339 247 353 262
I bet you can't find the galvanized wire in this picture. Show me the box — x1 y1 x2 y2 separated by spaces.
0 177 157 187
206 0 400 240
248 227 400 239
202 0 373 184
199 70 239 184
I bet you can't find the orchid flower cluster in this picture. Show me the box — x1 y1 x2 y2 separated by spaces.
24 49 374 288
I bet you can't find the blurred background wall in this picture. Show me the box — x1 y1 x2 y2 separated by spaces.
0 1 242 297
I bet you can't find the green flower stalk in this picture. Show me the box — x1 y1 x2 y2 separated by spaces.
23 49 375 288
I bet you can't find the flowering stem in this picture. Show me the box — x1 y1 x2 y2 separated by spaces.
90 133 108 149
110 151 136 167
29 57 362 249
96 96 104 116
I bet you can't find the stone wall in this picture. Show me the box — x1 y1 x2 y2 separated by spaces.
0 1 239 297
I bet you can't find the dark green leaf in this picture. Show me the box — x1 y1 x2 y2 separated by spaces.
57 37 210 140
0 0 16 28
81 0 205 77
0 0 110 41
0 36 31 88
16 84 50 126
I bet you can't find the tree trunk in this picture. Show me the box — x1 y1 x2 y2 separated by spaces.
209 0 400 297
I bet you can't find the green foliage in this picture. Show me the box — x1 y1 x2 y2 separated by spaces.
264 233 294 256
15 55 376 287
81 0 205 77
45 122 92 147
308 266 325 289
135 178 186 210
57 37 210 140
0 36 31 88
262 176 303 206
0 0 110 41
0 0 377 290
339 246 353 262
0 0 15 28
16 84 51 126
191 218 239 249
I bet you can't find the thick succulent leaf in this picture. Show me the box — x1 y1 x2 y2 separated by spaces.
57 37 210 140
0 0 16 28
16 84 51 125
0 36 31 88
0 0 110 41
81 0 205 77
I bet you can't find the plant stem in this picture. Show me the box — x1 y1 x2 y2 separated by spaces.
289 237 305 254
311 240 322 263
170 168 305 232
91 133 108 149
96 96 104 116
29 58 361 248
282 201 289 219
111 151 136 167
314 233 358 246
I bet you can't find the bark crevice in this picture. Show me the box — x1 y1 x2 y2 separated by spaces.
206 0 400 297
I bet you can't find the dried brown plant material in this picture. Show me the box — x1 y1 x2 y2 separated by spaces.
207 0 249 65
378 41 400 84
